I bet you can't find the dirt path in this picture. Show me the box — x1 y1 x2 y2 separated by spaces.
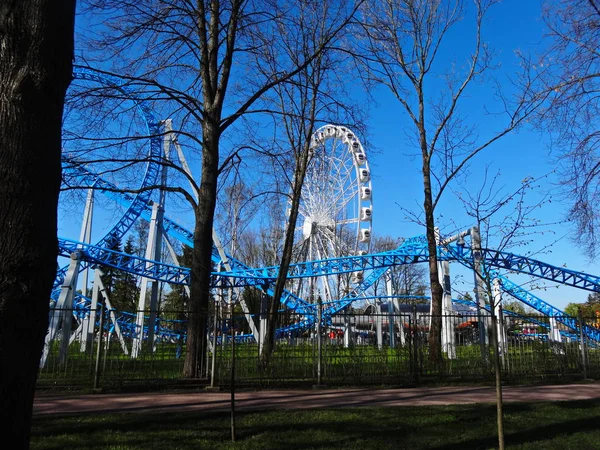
33 382 600 416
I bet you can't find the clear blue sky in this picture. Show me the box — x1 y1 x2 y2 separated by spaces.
61 0 599 311
363 0 600 309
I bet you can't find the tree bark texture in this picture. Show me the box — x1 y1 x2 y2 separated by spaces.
184 119 219 378
0 1 75 447
422 159 444 363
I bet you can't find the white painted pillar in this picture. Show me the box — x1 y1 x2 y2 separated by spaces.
492 278 507 357
41 253 81 367
376 301 383 350
549 317 562 342
394 298 406 346
471 225 489 346
440 260 456 359
167 118 259 344
79 188 94 351
132 202 163 358
344 312 352 348
259 290 268 354
386 275 396 349
94 269 129 355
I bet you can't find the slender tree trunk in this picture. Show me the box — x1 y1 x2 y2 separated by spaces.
184 119 220 378
422 158 444 363
0 1 75 446
490 309 505 449
262 153 309 363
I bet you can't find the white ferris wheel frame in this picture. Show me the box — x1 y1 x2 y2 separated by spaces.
291 124 373 304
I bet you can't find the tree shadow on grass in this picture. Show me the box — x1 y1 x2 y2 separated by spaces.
31 401 600 450
431 400 600 450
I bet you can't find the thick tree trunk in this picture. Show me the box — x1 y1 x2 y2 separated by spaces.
184 120 219 378
0 1 75 447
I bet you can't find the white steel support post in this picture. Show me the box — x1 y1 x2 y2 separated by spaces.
94 269 129 355
394 298 406 346
549 317 562 342
132 122 171 358
439 260 456 359
132 201 164 358
343 308 352 348
386 275 396 349
376 300 383 350
79 188 94 351
259 290 268 355
492 278 507 358
42 252 82 367
471 225 489 347
86 269 102 354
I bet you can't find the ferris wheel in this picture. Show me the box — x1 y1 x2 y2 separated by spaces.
290 124 373 304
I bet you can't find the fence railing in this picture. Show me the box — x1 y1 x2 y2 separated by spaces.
37 307 600 391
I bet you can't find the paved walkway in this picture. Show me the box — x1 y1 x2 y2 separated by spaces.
33 382 600 416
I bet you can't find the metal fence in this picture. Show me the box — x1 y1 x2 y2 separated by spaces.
37 307 600 391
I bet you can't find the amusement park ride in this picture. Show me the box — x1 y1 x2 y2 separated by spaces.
43 66 600 367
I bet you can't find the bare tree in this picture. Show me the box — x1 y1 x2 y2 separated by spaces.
259 3 363 360
451 170 558 450
354 0 542 362
455 169 559 254
77 0 360 378
0 1 75 446
539 0 600 258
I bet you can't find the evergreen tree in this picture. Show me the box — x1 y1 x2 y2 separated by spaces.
162 245 193 339
587 292 600 304
162 245 193 316
100 234 122 299
110 236 139 312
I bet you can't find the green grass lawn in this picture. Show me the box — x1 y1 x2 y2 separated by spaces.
31 400 600 450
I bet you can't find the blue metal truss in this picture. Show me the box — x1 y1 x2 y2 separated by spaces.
71 292 186 343
218 241 600 296
495 274 600 342
58 237 192 286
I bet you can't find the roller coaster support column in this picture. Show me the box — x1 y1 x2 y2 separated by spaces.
91 268 129 355
79 188 94 352
471 225 489 351
440 260 456 359
549 318 561 342
259 290 268 354
376 298 383 350
492 278 507 359
132 201 165 358
42 251 82 367
57 255 81 364
386 274 396 349
343 309 352 348
437 228 457 358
